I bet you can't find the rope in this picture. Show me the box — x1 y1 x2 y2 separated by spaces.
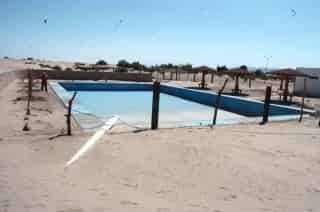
71 108 148 131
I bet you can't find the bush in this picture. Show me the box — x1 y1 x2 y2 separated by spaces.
3 56 9 59
27 57 34 61
74 62 85 66
52 65 62 71
96 60 108 65
64 67 73 71
39 64 51 68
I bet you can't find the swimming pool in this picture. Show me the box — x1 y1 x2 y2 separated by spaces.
51 82 309 130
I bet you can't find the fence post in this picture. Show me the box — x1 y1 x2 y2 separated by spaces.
151 81 160 130
212 79 228 126
175 68 178 81
26 70 32 115
211 72 214 83
260 86 272 125
66 92 77 136
299 78 307 122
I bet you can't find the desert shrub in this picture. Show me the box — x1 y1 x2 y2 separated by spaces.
3 56 9 59
27 57 34 61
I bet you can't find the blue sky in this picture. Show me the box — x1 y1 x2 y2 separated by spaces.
1 0 320 68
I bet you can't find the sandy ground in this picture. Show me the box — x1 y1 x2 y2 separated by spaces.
1 60 320 212
0 58 76 73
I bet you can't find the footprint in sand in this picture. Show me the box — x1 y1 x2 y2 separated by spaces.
157 208 170 212
57 208 84 212
120 200 139 207
99 191 108 199
1 200 10 211
223 194 237 201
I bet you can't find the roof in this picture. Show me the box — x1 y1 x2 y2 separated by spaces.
267 68 317 78
222 67 250 76
192 66 215 73
75 64 118 70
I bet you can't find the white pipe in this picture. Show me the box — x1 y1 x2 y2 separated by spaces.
65 115 119 168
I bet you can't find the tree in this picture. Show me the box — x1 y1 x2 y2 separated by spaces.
117 59 130 68
96 60 108 65
254 69 264 76
254 69 267 79
217 65 228 72
180 64 193 71
131 61 143 70
240 65 248 71
167 63 174 69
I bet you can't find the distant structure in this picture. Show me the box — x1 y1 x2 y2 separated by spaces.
294 68 320 97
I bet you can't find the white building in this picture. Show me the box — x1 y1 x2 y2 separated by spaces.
294 68 320 97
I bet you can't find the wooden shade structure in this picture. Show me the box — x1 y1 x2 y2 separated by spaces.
267 68 317 102
222 67 250 95
75 64 118 72
193 66 215 89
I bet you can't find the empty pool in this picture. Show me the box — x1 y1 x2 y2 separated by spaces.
73 91 247 128
51 82 307 130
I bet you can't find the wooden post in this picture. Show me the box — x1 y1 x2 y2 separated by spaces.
26 70 32 115
211 72 214 83
280 79 283 90
299 78 307 122
283 77 289 103
249 78 252 88
201 71 206 89
193 72 196 82
162 72 165 80
175 68 178 81
261 86 272 125
66 92 77 136
151 81 160 130
234 75 239 95
212 79 229 126
170 72 173 80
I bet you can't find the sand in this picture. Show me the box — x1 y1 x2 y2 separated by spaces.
0 60 320 212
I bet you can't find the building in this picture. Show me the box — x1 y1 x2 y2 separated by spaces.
294 68 320 97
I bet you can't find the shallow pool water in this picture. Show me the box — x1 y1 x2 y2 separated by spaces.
72 91 247 128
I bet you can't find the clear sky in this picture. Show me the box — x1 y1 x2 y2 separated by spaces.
1 0 320 68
